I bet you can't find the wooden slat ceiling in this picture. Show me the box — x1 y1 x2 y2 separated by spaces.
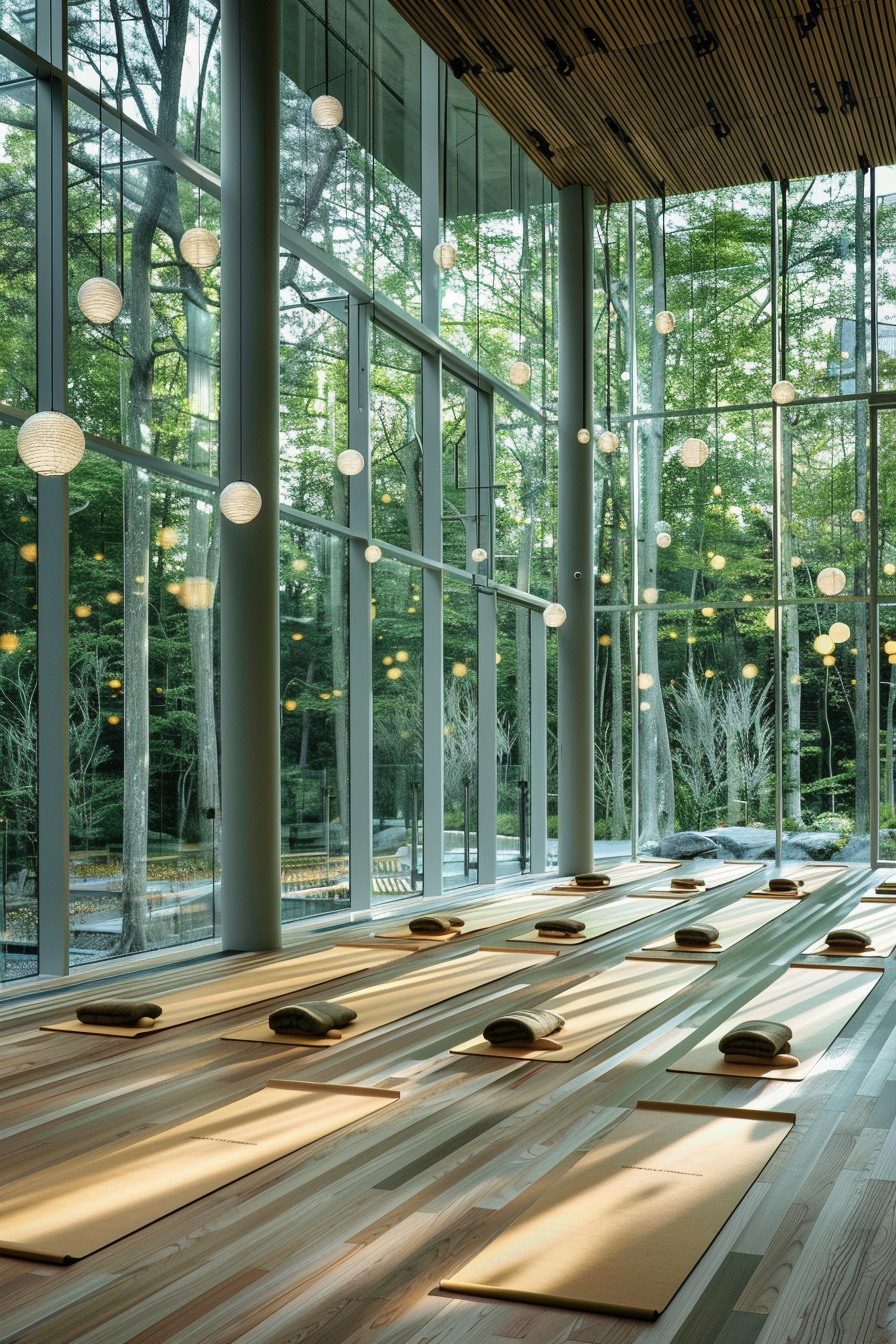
387 0 896 200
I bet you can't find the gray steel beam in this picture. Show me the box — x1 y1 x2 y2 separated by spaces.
557 184 595 875
219 0 282 951
530 610 548 874
477 585 498 886
421 344 444 895
348 297 373 914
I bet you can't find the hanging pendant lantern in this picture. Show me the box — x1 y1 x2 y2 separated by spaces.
656 521 672 549
655 310 675 334
180 227 220 270
364 544 382 563
17 411 85 476
433 241 456 269
543 602 566 628
680 437 709 468
220 481 262 524
851 508 865 523
577 428 592 444
598 430 618 454
817 566 847 596
78 276 123 325
508 360 531 387
311 93 344 128
471 547 488 563
829 622 850 643
336 448 365 476
771 379 796 406
177 576 215 610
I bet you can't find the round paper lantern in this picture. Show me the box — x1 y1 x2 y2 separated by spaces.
742 663 759 679
655 310 675 334
336 449 365 476
656 531 672 548
396 650 409 663
885 640 896 654
598 634 611 646
814 634 835 655
220 481 262 524
106 590 122 605
599 572 611 584
19 543 36 562
107 714 121 725
0 632 19 653
640 700 651 711
284 699 297 712
771 379 796 405
642 587 659 604
74 604 92 618
742 594 754 602
577 428 591 444
886 563 896 577
637 672 654 689
829 622 850 643
311 94 343 127
452 661 467 677
543 602 567 628
704 668 715 679
177 576 214 609
433 241 456 269
386 667 402 680
817 566 846 596
292 557 308 572
680 437 709 468
77 276 123 324
598 430 618 454
364 545 382 563
701 606 715 617
710 554 726 570
179 227 219 270
852 508 866 523
17 411 85 476
823 654 836 667
712 483 723 496
471 547 488 563
156 526 178 550
508 360 531 386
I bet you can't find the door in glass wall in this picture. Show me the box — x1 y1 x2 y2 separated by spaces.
280 524 350 920
443 579 478 889
371 557 423 902
496 598 531 876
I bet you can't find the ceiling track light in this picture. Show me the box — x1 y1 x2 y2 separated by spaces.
809 81 829 114
543 36 574 77
479 38 513 73
526 127 554 159
761 160 775 182
604 115 631 146
707 98 730 139
684 0 719 56
795 1 823 38
450 55 481 79
583 26 608 54
859 152 871 174
838 79 858 114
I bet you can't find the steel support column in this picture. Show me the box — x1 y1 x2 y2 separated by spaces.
530 611 548 874
348 297 373 914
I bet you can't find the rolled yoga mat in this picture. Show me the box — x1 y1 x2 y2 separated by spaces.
222 947 559 1048
668 962 882 1080
451 957 712 1061
0 1080 400 1263
636 860 765 897
532 859 681 895
41 944 415 1038
507 893 685 946
802 900 896 957
638 897 794 957
440 1100 794 1320
747 863 848 898
373 892 586 942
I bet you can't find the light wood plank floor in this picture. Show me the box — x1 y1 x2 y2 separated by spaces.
2 864 895 1344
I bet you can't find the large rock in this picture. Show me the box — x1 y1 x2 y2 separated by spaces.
703 827 776 860
372 825 408 854
781 831 842 861
838 834 873 862
647 831 718 860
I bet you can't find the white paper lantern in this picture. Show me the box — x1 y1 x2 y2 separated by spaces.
177 576 214 609
17 411 85 476
77 276 123 324
336 448 365 476
311 94 344 127
742 663 759 679
598 430 618 454
220 481 262 524
656 531 672 549
642 587 659 604
508 360 531 386
771 379 796 405
655 310 675 334
814 633 835 655
817 566 846 596
543 602 567 628
680 437 709 468
471 547 488 562
829 621 850 643
433 241 456 269
577 428 591 444
180 227 220 270
364 544 382 563
851 508 866 523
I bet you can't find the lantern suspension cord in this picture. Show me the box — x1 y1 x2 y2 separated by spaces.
780 178 788 382
441 67 448 245
602 192 612 434
661 179 667 313
117 58 124 294
98 4 104 277
324 0 330 96
713 203 720 483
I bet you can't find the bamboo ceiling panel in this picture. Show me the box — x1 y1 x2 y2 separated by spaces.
388 0 896 199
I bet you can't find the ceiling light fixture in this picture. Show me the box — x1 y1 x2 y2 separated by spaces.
543 36 574 77
479 38 513 73
795 1 823 38
526 128 554 159
311 0 344 128
450 55 481 79
808 81 829 115
706 97 730 139
838 79 857 114
583 26 607 53
684 0 719 56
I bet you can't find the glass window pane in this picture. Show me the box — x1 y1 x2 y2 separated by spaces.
494 397 554 599
442 370 469 569
0 71 35 416
370 327 422 550
595 609 632 848
443 578 477 889
497 598 530 876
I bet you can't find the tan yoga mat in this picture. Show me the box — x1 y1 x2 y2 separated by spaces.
450 958 712 1062
373 892 586 942
0 1080 399 1263
669 962 881 1080
802 901 896 957
639 897 794 957
747 862 848 897
222 947 558 1048
440 1099 794 1319
531 859 681 897
637 860 766 897
42 944 414 1038
506 894 685 946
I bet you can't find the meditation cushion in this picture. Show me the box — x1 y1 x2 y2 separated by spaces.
719 1018 792 1060
534 917 586 937
670 877 706 891
768 877 804 892
408 914 465 934
824 927 873 950
76 1001 163 1027
575 873 610 887
674 923 720 948
269 1000 357 1035
483 1009 566 1045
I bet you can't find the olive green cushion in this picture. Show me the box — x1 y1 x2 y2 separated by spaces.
269 1000 357 1035
535 917 586 936
670 877 706 891
575 873 609 886
483 1009 566 1044
674 923 720 947
824 927 873 950
768 877 803 892
719 1019 792 1059
408 914 465 933
76 1001 163 1026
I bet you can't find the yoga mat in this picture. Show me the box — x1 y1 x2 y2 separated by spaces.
802 901 896 957
42 944 414 1038
222 947 558 1048
531 859 682 896
637 860 765 897
440 1100 794 1319
507 894 685 946
639 897 794 956
0 1080 399 1263
669 962 881 1080
747 862 847 897
450 958 712 1061
373 892 586 942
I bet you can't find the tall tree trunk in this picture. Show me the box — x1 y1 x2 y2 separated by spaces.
515 519 534 784
853 172 870 838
